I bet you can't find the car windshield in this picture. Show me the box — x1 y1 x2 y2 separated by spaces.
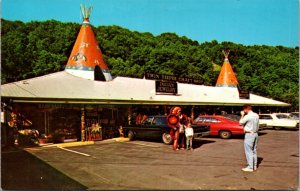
142 116 167 125
194 117 204 123
194 117 221 123
289 113 299 120
276 114 291 119
142 117 154 125
259 115 273 120
153 117 167 125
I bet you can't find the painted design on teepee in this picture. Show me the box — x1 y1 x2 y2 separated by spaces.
216 50 239 87
71 53 87 62
79 42 89 49
65 4 112 81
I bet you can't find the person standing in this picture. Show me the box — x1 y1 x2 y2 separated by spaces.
185 119 194 150
239 104 259 172
178 112 188 150
166 107 179 150
167 107 187 150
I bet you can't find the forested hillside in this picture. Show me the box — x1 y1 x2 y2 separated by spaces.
1 19 299 108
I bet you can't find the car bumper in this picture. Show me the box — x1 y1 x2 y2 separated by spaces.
283 125 299 129
263 124 299 129
259 124 267 131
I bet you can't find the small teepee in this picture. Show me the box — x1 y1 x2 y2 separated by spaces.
65 4 112 81
216 50 239 87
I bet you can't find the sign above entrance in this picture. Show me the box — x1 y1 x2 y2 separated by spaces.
145 72 203 85
238 87 250 99
155 81 178 95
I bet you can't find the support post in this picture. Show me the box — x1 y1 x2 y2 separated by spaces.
81 107 85 141
191 106 195 122
128 106 132 125
164 106 167 115
2 105 7 147
44 111 47 135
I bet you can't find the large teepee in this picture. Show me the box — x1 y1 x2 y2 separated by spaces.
216 50 239 87
65 4 112 81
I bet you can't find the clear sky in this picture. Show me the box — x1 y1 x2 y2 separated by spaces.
2 0 299 47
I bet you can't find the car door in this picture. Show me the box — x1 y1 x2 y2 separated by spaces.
202 117 219 135
148 116 166 138
259 115 274 127
138 117 155 138
274 114 296 127
140 116 164 139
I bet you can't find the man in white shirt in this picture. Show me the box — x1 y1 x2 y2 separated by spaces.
239 104 259 172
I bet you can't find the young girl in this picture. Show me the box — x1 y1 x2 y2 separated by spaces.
185 121 194 150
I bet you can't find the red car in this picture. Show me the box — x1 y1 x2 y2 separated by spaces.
193 115 244 139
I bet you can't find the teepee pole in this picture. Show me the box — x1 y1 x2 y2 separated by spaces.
80 4 93 19
222 50 230 59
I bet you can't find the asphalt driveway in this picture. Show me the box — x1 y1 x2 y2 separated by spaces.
8 129 300 190
1 147 87 190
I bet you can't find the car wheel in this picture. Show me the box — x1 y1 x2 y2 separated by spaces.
274 126 281 130
162 132 173 145
219 131 232 139
128 130 135 141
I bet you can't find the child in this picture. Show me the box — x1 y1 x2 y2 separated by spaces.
185 121 194 150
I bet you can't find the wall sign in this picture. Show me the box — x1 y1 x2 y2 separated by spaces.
155 81 178 95
145 72 203 85
38 103 65 109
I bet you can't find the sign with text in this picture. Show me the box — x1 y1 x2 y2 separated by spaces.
155 81 178 95
238 89 250 99
145 72 203 85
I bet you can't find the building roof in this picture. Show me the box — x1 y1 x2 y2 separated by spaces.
1 71 290 106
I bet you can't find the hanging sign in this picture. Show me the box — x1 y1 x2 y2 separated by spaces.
145 72 203 85
155 81 178 95
238 87 250 99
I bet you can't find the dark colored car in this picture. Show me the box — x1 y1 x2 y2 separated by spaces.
123 115 210 145
193 115 244 139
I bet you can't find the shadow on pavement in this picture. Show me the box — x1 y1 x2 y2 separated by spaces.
275 128 299 131
224 132 268 140
257 157 263 168
192 139 215 149
258 132 268 136
1 147 87 190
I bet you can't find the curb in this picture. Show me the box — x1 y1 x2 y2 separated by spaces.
114 137 130 142
40 141 95 148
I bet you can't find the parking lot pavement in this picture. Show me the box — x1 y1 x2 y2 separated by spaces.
24 129 298 190
1 147 87 190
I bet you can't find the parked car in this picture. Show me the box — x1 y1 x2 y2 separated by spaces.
193 115 244 139
122 115 210 145
291 112 299 119
279 113 299 123
259 113 299 130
